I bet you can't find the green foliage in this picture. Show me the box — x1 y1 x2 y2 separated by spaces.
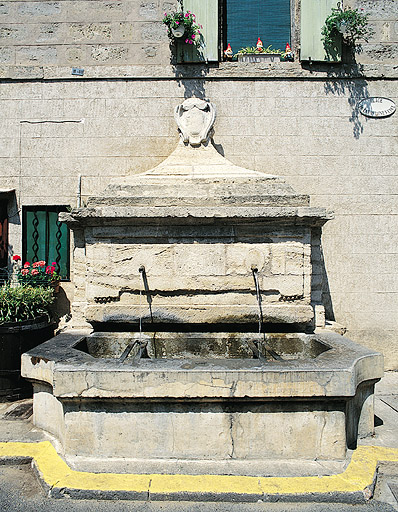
236 45 282 56
162 10 202 44
0 285 54 324
322 4 373 52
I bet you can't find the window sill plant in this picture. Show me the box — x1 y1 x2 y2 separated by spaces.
163 10 202 45
322 2 373 56
236 45 283 63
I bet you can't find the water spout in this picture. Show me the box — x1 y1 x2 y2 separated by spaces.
139 265 153 323
251 266 262 334
251 267 283 362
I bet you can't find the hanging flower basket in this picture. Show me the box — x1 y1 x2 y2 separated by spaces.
163 10 202 45
171 26 185 39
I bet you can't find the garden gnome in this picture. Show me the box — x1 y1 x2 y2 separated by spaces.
224 43 233 60
285 42 293 61
256 37 263 51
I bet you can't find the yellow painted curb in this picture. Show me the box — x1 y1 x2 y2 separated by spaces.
0 442 398 497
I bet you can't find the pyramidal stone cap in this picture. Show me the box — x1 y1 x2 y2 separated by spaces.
60 98 333 224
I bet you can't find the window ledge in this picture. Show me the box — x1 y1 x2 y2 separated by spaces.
0 63 396 81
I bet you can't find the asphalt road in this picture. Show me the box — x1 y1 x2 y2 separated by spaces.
0 464 396 512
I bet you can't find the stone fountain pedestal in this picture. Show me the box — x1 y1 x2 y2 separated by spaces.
22 98 383 469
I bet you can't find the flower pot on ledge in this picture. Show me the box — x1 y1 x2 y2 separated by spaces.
238 53 281 63
0 316 54 401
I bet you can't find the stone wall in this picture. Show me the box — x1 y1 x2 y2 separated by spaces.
0 0 179 68
0 0 397 368
0 0 396 69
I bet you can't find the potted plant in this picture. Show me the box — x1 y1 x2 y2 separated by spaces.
322 3 374 58
0 284 55 400
236 44 283 63
163 10 202 45
13 256 61 292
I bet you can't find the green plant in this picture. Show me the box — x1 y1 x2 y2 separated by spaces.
162 10 202 44
236 45 282 56
322 3 373 51
0 285 54 324
13 256 61 287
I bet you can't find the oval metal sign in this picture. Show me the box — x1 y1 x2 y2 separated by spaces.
359 97 396 118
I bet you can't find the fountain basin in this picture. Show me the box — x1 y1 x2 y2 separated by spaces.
22 330 383 463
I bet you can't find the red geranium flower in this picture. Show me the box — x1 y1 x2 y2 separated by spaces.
24 262 30 268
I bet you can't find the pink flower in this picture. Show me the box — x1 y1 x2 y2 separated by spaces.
38 260 46 267
176 21 179 24
12 255 21 262
185 38 189 43
189 40 193 44
31 268 39 276
32 262 40 268
24 262 30 268
198 30 201 34
51 262 56 266
192 35 195 39
21 268 29 276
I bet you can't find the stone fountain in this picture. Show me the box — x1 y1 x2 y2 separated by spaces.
22 98 383 470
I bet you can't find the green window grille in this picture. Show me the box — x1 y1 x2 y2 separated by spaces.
22 206 70 280
226 0 291 54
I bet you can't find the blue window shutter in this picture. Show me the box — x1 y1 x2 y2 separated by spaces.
226 0 291 54
300 0 342 62
178 0 219 62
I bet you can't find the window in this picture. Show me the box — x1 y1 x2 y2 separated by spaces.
225 0 291 54
22 206 70 280
180 0 340 63
181 0 291 62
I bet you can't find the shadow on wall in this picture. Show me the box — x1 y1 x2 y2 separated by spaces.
320 243 335 323
311 227 335 324
172 63 209 99
324 73 369 139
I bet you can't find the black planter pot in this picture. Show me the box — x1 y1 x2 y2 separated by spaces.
0 316 55 401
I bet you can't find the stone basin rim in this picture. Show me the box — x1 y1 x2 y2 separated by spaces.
21 329 384 399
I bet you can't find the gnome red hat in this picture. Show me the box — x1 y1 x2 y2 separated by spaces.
285 43 292 53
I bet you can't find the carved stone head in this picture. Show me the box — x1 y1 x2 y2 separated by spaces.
174 98 217 146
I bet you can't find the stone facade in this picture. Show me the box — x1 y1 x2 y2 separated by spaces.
0 1 397 367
